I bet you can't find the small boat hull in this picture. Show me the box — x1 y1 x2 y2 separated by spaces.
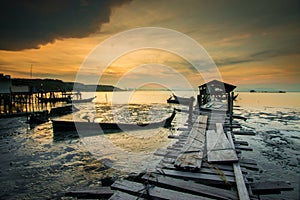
52 110 176 136
167 95 194 106
66 97 96 104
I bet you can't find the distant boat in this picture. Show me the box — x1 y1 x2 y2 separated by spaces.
167 94 194 105
233 93 239 101
250 90 286 93
66 96 96 104
52 110 176 133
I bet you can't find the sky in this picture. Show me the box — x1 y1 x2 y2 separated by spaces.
0 0 299 91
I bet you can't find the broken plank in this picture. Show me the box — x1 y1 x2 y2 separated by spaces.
240 163 259 171
208 149 239 163
224 124 242 129
158 161 236 177
154 169 235 185
111 179 211 200
142 173 238 200
233 131 256 135
65 187 114 199
234 140 249 146
206 124 238 163
109 191 146 200
235 145 253 151
239 158 257 165
249 181 293 195
232 114 247 121
154 148 179 159
174 115 207 169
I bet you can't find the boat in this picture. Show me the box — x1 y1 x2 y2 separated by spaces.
52 110 176 134
49 105 78 117
28 105 78 125
66 96 96 104
167 94 194 105
233 93 239 101
28 110 49 124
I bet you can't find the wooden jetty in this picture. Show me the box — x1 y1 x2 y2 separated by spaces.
63 80 293 199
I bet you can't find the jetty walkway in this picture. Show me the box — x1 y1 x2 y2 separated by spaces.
64 80 293 199
65 104 292 199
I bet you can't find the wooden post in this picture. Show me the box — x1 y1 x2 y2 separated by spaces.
230 92 234 131
188 97 194 127
226 131 250 200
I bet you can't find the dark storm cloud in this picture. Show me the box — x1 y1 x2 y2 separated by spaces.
216 44 300 67
0 0 131 51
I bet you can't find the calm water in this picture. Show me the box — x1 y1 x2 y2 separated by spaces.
0 91 299 199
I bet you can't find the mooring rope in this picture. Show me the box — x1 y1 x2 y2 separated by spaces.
205 160 231 186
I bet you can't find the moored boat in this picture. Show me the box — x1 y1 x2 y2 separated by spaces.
29 110 49 124
167 94 194 105
52 110 176 134
66 96 96 104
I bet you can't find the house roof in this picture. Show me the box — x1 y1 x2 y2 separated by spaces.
199 79 236 93
0 78 11 94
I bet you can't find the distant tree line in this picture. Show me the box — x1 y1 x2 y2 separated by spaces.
11 78 122 92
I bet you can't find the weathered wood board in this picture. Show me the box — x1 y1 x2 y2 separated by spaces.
111 179 211 200
65 187 114 199
154 169 235 185
142 173 238 200
174 115 207 169
226 131 250 200
233 130 256 135
109 191 146 200
206 123 238 163
249 181 293 195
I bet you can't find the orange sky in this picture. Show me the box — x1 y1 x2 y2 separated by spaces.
0 0 299 91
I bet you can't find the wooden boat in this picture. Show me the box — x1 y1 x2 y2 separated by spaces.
52 110 176 133
167 94 194 105
28 110 49 124
233 93 239 101
49 105 78 117
28 105 78 125
66 96 96 104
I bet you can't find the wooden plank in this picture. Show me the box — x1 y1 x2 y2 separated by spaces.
111 179 211 200
224 124 242 129
65 187 114 199
239 158 257 165
206 124 238 163
154 169 235 185
234 140 249 146
208 149 239 162
232 114 247 121
240 163 259 171
142 173 238 200
109 191 146 200
233 131 256 135
174 115 207 169
154 148 179 159
158 161 236 177
159 158 249 174
226 131 250 200
249 181 293 195
202 162 234 171
235 145 253 151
